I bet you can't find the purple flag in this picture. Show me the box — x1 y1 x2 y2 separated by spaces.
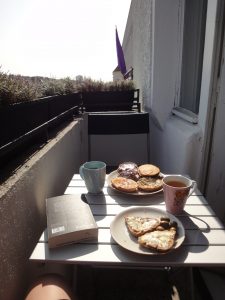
116 28 127 75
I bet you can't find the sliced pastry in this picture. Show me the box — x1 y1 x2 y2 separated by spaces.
111 177 138 193
138 227 176 252
117 162 140 181
125 216 160 237
138 164 160 177
137 176 163 192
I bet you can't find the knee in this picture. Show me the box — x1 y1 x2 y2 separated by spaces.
25 274 77 300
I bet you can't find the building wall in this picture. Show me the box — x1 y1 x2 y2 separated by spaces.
123 0 182 126
113 70 124 81
150 115 202 177
0 118 87 300
122 0 217 183
123 0 152 109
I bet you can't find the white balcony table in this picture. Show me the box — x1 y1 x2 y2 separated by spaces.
30 174 225 268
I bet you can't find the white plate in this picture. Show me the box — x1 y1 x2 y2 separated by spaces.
110 207 185 255
107 170 163 196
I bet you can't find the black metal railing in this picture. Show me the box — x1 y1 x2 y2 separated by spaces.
0 105 79 176
0 89 141 176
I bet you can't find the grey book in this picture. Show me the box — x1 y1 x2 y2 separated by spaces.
46 194 98 248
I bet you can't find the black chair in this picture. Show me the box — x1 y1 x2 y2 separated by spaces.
87 111 150 173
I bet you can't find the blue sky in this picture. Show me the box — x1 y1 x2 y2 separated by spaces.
0 0 131 81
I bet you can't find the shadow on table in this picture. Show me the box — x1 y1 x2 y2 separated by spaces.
181 211 211 233
167 211 210 255
47 242 99 260
110 239 189 264
178 211 210 254
83 192 106 205
83 193 107 221
106 187 165 206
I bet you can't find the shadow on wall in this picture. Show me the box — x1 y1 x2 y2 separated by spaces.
0 120 85 300
150 115 202 181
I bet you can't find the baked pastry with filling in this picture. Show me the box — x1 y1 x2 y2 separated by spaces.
138 164 160 177
117 162 140 181
125 216 160 237
138 227 177 252
111 177 138 193
137 176 163 192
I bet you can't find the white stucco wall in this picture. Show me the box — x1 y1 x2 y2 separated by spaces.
123 0 182 127
150 115 202 179
150 0 182 128
122 0 218 183
123 0 152 110
0 118 87 300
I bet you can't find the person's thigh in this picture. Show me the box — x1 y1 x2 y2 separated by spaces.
25 274 76 300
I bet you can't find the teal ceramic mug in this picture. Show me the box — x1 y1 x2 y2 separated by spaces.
79 161 106 194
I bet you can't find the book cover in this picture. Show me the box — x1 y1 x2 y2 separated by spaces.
46 194 98 248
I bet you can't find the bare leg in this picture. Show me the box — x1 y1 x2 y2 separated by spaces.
25 274 77 300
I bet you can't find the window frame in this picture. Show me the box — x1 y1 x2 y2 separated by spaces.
173 0 208 123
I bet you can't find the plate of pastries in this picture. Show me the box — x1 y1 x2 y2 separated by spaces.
107 162 164 195
110 206 185 255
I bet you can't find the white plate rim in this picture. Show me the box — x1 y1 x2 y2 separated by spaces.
107 170 163 196
110 206 185 255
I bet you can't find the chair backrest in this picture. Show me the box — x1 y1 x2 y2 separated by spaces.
87 112 150 172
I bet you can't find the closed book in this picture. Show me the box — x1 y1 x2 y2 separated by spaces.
46 194 98 248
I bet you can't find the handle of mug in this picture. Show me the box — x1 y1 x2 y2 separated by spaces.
188 180 197 197
79 165 84 179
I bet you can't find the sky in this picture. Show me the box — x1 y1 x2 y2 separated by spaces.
0 0 131 81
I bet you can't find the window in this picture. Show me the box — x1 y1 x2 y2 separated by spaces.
179 0 207 114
